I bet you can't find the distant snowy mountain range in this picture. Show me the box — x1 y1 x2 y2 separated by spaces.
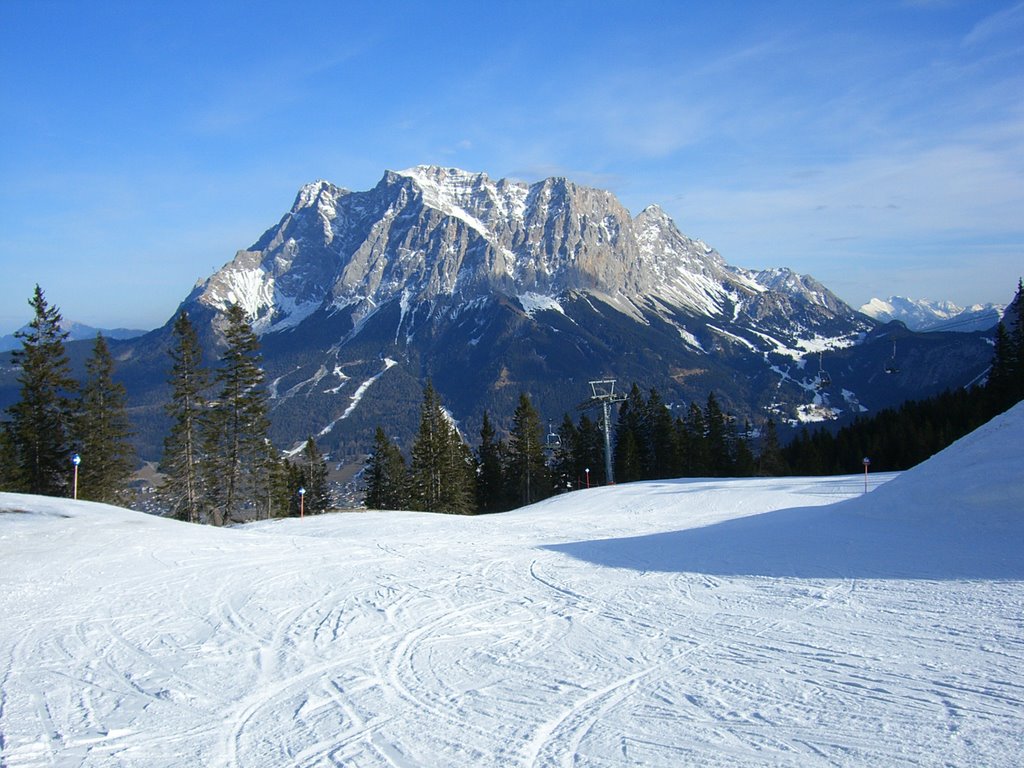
0 321 145 353
859 297 1003 333
0 166 999 461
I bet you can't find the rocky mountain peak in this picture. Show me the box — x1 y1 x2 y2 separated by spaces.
185 166 863 345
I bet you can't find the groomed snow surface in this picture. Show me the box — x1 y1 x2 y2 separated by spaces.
3 404 1023 767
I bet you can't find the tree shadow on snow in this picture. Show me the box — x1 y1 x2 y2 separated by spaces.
542 503 1024 581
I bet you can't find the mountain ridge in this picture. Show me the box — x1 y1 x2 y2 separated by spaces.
0 167 997 462
860 296 1003 333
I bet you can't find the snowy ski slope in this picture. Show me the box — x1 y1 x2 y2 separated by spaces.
2 403 1022 766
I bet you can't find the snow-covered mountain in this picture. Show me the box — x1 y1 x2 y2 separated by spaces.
860 296 1003 333
190 166 858 346
2 402 1021 766
159 167 989 457
1 167 995 460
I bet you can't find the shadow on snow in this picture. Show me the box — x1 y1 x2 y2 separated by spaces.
542 502 1024 581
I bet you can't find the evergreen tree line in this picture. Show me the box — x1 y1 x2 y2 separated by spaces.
7 279 1019 517
365 387 552 514
364 384 760 514
0 286 135 504
0 287 328 524
157 306 329 524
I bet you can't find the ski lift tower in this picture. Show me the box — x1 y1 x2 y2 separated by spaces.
580 379 627 484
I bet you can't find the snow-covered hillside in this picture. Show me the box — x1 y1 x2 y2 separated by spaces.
2 403 1022 766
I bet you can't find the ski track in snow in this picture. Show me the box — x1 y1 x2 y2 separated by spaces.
3 403 1024 768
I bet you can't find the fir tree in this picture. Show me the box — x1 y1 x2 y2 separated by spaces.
158 311 210 523
476 411 507 512
364 427 409 510
613 384 646 483
506 392 549 506
987 321 1016 412
75 334 135 505
410 382 475 514
647 388 678 480
0 425 16 490
576 413 606 486
733 420 756 476
6 286 78 495
298 436 331 514
704 392 732 476
202 305 273 525
987 279 1024 413
757 418 788 476
551 413 579 492
682 401 708 476
268 455 297 518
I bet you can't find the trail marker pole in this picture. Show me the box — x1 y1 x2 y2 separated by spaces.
299 486 306 518
585 468 590 489
862 457 870 494
71 453 81 500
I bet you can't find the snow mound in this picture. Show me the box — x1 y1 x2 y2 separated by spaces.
549 402 1024 580
849 400 1024 530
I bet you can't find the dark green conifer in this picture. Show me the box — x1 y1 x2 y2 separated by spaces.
299 436 331 514
75 334 135 505
757 418 788 476
476 411 507 512
682 401 708 476
202 305 273 525
506 392 549 506
410 382 475 514
704 392 732 476
158 311 210 523
364 427 409 510
6 286 77 495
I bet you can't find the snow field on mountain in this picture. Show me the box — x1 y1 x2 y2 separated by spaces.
2 403 1023 766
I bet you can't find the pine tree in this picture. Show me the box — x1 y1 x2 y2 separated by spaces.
613 384 646 483
987 321 1016 412
158 311 211 523
757 418 788 476
682 401 708 476
410 381 447 511
733 420 756 476
75 334 135 505
6 286 78 495
551 413 579 493
268 455 297 518
704 392 732 476
0 425 16 490
409 382 475 514
1010 278 1024 405
298 436 331 514
576 413 606 486
364 426 409 510
506 392 549 506
202 305 273 525
647 388 679 479
476 411 507 512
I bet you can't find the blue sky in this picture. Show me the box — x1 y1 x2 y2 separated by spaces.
1 0 1021 334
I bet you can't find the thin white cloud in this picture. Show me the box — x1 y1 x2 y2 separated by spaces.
963 2 1024 47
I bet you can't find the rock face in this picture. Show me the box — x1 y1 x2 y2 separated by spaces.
189 166 866 347
1 167 994 462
